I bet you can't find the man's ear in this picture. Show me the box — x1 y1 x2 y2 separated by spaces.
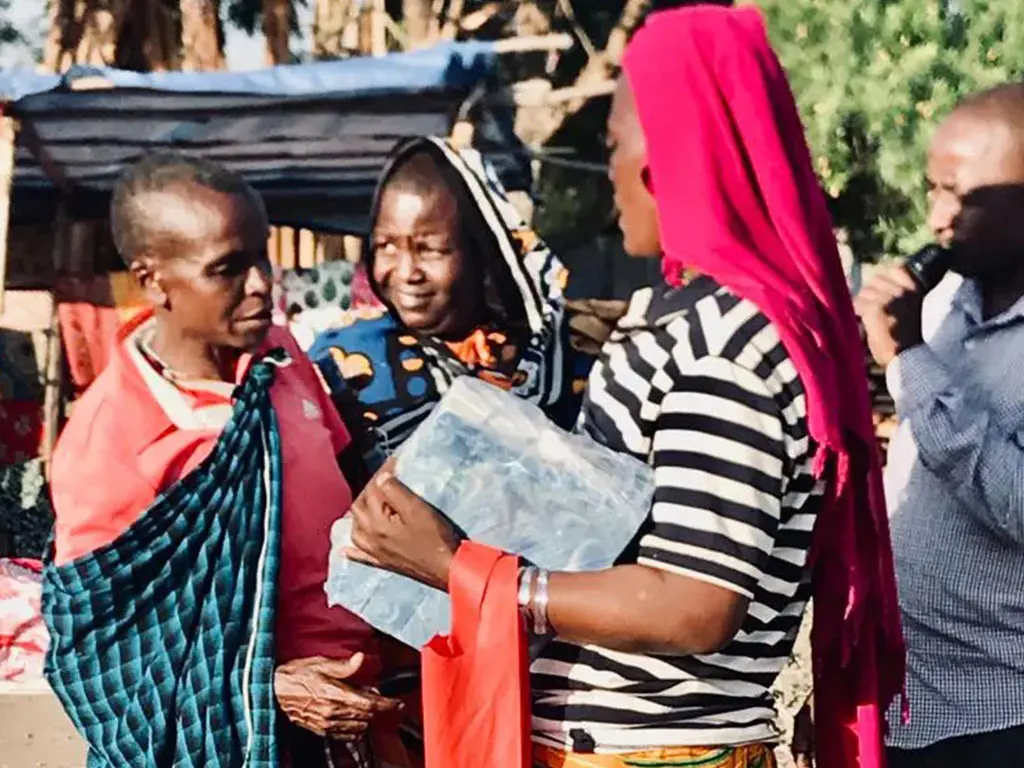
130 255 168 309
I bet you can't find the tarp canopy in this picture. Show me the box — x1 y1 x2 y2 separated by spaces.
1 42 529 235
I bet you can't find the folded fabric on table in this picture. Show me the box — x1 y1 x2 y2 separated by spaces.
0 558 47 682
326 377 654 648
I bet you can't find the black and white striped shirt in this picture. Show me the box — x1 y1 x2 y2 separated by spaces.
531 276 823 751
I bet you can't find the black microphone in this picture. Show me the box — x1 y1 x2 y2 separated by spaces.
904 244 954 293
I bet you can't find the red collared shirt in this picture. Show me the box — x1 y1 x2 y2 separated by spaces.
51 310 380 677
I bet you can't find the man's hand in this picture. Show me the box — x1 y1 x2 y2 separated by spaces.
854 267 925 368
566 298 629 356
274 654 402 741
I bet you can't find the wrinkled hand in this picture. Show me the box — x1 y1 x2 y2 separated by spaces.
853 267 925 368
274 654 402 740
346 458 460 591
791 694 814 768
566 298 629 356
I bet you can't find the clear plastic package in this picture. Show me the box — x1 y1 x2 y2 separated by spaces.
325 377 655 648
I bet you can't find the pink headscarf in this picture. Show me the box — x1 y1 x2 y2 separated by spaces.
624 7 905 767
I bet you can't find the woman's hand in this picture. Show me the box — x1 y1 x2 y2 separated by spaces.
274 654 402 740
346 459 461 591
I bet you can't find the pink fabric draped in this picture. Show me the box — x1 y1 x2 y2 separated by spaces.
623 7 905 767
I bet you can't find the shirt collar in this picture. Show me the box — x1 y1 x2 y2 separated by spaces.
107 309 278 457
951 278 1024 331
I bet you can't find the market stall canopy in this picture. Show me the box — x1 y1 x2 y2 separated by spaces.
0 41 528 235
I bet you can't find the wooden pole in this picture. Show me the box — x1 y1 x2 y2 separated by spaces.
298 228 316 269
492 33 573 54
360 0 387 55
280 226 297 269
343 235 362 263
41 292 63 477
41 205 69 477
0 114 17 315
371 0 387 55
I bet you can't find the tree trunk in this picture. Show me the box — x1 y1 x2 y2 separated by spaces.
358 0 385 55
402 0 432 49
180 0 225 70
262 0 291 65
44 0 127 72
313 0 352 58
527 0 649 146
115 0 179 72
45 0 183 74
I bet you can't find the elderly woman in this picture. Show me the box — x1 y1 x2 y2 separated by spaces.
309 137 590 465
346 7 905 768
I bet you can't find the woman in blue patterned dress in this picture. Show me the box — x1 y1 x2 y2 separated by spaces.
309 137 590 468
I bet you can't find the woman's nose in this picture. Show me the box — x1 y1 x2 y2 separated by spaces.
393 250 422 282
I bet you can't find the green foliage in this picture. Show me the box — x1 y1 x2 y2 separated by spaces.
753 0 1024 260
226 0 306 38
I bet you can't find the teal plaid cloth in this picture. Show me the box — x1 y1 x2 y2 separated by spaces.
42 352 288 767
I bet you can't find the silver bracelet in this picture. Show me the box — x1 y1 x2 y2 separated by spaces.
531 569 550 636
517 566 538 622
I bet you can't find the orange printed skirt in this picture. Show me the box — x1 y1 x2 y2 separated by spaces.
534 743 777 768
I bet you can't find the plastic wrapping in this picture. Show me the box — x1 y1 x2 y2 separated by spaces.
326 377 654 648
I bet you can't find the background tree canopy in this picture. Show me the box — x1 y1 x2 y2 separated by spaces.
538 0 1024 262
755 0 1024 260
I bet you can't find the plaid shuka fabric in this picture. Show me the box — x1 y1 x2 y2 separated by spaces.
42 351 289 768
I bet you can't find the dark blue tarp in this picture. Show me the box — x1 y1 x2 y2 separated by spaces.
1 42 529 235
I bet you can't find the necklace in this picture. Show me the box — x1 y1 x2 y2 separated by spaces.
136 329 203 383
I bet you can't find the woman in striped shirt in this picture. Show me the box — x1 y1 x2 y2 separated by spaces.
347 6 904 768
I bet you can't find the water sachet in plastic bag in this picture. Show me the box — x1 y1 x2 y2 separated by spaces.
325 377 655 648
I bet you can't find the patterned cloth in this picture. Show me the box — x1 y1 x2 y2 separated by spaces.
884 274 1024 749
275 260 359 318
533 743 776 768
309 137 588 462
42 352 287 768
0 459 52 558
0 400 42 465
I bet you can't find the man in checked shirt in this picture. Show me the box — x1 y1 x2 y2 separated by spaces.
855 83 1024 766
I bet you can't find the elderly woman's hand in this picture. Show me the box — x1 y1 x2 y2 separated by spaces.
346 458 461 591
274 654 402 740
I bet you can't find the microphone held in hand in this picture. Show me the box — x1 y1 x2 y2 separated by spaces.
904 244 954 293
